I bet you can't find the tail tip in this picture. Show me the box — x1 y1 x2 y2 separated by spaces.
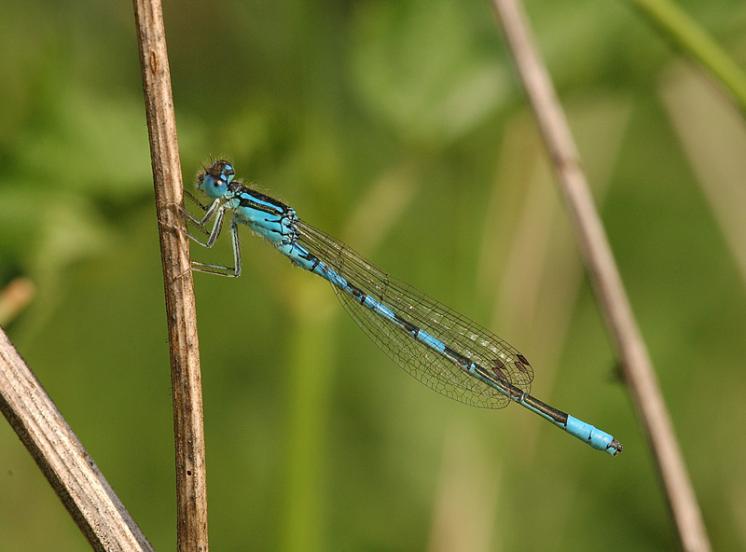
608 439 623 456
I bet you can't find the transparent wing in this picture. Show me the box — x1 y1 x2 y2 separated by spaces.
295 221 533 409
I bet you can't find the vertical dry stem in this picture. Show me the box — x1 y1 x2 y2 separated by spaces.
132 1 209 550
491 1 710 551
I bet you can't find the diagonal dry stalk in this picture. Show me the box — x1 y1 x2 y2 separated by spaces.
0 328 153 551
132 0 209 549
490 1 711 551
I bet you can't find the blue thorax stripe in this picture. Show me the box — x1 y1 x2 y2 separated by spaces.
236 186 288 215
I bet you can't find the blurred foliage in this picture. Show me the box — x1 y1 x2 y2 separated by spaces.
1 0 745 550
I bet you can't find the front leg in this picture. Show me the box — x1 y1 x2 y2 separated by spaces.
191 217 242 278
182 196 223 238
187 205 226 248
184 198 221 228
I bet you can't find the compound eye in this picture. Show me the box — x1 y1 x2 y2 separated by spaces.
221 163 235 183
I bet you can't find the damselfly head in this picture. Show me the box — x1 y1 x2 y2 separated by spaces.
196 160 236 199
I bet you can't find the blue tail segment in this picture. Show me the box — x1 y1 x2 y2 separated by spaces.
186 160 624 457
565 416 622 456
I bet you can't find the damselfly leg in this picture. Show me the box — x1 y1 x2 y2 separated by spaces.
191 217 242 278
185 205 242 278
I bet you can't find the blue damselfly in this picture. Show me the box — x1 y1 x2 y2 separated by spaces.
185 160 622 456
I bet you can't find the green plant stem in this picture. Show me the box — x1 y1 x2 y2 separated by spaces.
629 0 746 112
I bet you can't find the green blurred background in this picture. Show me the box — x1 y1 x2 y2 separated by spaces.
1 0 745 550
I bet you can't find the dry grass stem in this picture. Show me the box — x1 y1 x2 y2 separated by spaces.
491 1 711 551
0 328 153 551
